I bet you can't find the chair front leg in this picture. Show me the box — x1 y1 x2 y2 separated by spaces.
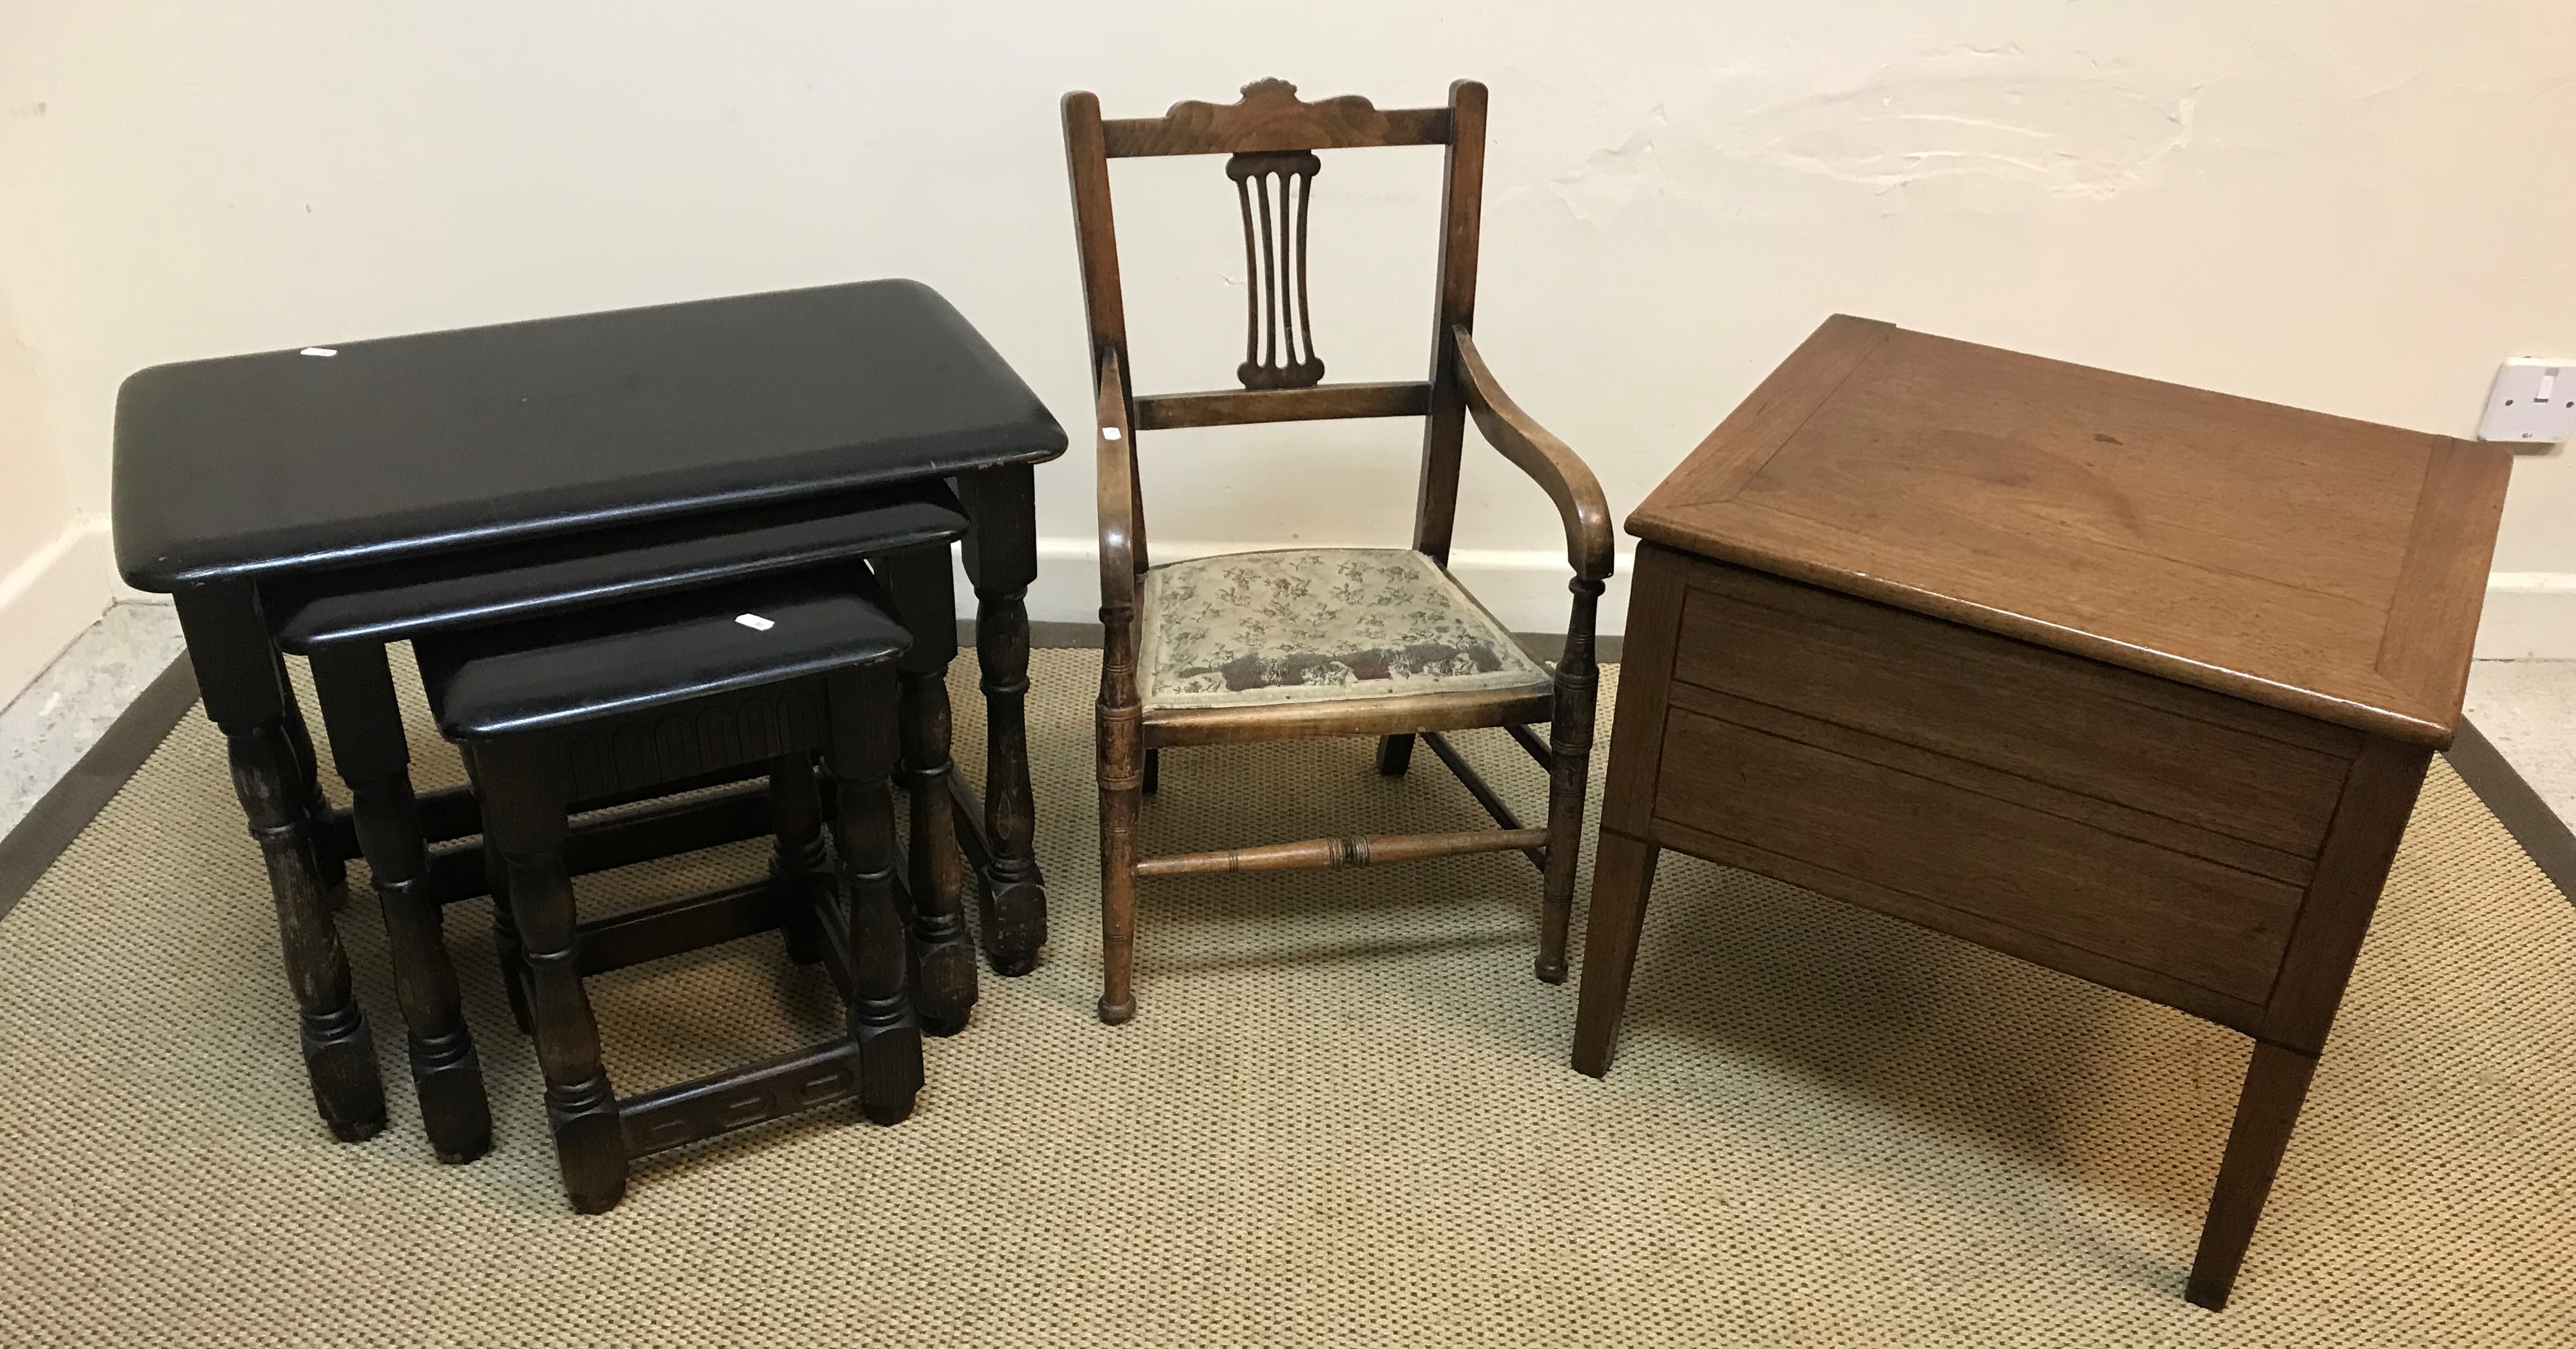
1098 706 1142 1026
1537 577 1605 983
1091 360 1146 1023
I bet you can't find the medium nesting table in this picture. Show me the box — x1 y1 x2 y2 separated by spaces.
112 279 1066 1149
1572 316 2511 1309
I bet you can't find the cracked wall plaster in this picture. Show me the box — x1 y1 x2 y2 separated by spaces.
1552 72 2195 226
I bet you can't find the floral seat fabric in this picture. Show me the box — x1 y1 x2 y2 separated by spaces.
1136 547 1553 711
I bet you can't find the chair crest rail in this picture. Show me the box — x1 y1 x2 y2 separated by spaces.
1103 78 1452 158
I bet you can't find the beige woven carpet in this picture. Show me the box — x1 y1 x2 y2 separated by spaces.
3 649 2573 1346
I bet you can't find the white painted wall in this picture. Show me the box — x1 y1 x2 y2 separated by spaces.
3 0 2570 696
0 270 115 706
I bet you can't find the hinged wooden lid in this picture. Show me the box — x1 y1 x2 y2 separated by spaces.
1629 316 2511 746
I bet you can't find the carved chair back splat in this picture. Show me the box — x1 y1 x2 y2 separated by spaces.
1061 78 1615 1026
1228 149 1326 390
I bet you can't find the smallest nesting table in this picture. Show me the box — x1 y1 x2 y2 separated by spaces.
1574 316 2510 1309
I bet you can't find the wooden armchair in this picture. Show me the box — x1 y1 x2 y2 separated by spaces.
1064 78 1614 1025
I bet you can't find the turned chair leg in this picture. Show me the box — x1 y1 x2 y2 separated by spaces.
769 754 829 967
1375 733 1415 777
1097 713 1142 1026
1096 515 1144 1025
1537 579 1605 983
479 742 625 1214
825 667 924 1125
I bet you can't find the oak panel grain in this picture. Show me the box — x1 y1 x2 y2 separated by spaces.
1671 563 2357 860
1666 682 2318 888
1653 708 2305 1006
1648 818 2267 1036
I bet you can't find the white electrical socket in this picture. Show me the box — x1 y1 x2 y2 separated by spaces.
2476 358 2576 445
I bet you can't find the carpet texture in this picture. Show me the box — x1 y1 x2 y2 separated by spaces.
1 648 2572 1346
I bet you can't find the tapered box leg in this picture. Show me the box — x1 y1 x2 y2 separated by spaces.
2187 1041 2320 1310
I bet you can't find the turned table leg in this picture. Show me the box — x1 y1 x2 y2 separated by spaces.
770 755 830 967
310 644 491 1163
825 666 924 1125
961 466 1048 975
900 669 976 1033
475 740 626 1214
458 752 535 1033
178 583 385 1143
268 646 345 907
873 544 977 1035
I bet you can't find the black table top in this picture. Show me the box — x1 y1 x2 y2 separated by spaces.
114 278 1064 590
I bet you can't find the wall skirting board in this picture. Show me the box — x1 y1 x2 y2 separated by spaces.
0 515 115 710
2477 574 2576 659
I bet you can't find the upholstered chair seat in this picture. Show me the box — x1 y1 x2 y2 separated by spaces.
1137 548 1551 712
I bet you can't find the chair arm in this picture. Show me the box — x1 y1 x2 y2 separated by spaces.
1451 327 1615 582
1096 350 1140 615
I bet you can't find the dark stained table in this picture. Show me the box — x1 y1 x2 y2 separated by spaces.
113 278 1065 1144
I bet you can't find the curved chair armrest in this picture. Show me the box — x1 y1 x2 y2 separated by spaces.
1096 350 1140 617
1452 327 1616 582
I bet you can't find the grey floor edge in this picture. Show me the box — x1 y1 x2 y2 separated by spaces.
2446 717 2576 903
0 600 188 838
0 653 200 921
